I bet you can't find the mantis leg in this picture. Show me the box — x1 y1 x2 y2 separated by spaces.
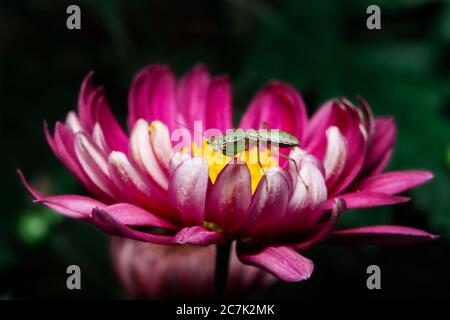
271 148 299 172
256 142 269 191
271 148 308 189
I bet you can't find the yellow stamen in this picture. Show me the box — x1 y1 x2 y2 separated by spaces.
189 140 278 194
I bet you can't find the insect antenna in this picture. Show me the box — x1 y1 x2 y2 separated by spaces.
175 121 208 138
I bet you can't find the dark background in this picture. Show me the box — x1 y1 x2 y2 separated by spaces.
0 0 449 299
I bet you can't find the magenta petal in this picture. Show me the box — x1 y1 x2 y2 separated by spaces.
52 122 109 200
173 226 224 245
36 195 105 220
130 119 169 190
238 167 292 236
128 65 177 132
305 101 367 195
108 151 175 219
327 192 409 209
206 162 252 233
356 96 375 139
168 157 209 226
293 198 346 250
101 203 177 228
237 245 314 282
18 170 105 220
176 64 210 126
97 98 129 154
205 76 233 132
91 208 175 245
44 121 59 156
303 100 336 159
328 225 439 245
77 71 96 132
363 116 396 174
328 111 367 196
364 148 393 177
239 81 308 140
74 132 122 199
357 170 433 195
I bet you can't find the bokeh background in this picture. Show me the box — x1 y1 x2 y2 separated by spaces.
1 0 449 299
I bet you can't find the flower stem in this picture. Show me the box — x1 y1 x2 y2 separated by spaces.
213 241 231 300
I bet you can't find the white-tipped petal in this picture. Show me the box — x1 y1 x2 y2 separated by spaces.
66 111 83 133
92 123 110 154
130 119 169 190
108 152 173 215
150 120 173 171
169 152 192 176
74 133 118 198
323 126 347 180
300 163 327 209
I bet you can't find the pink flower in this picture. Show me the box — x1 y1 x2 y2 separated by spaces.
20 64 437 284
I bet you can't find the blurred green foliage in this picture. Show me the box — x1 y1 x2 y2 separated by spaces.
0 0 449 298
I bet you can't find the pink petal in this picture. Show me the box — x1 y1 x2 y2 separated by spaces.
293 198 346 250
357 170 433 195
237 245 314 282
305 101 367 195
327 192 409 209
65 111 83 133
130 119 169 190
206 163 252 233
92 208 222 246
18 170 105 220
287 147 325 183
205 76 233 132
323 126 347 183
356 96 375 140
168 157 209 226
97 98 129 154
303 100 336 159
364 148 393 177
328 225 439 245
74 132 122 199
149 121 173 172
176 64 210 126
285 163 328 231
79 85 106 134
100 203 177 228
77 71 96 131
91 207 176 245
92 123 110 154
328 109 367 195
362 116 396 174
128 65 177 132
169 152 191 176
239 81 308 141
43 121 59 158
173 226 225 245
238 167 292 237
107 152 176 219
51 122 109 200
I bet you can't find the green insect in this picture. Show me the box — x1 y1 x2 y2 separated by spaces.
206 124 303 192
177 122 301 189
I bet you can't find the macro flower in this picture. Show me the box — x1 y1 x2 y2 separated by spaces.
20 64 436 287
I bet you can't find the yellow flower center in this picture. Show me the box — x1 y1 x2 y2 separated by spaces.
187 140 279 194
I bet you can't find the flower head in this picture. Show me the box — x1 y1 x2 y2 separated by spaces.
20 64 436 283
